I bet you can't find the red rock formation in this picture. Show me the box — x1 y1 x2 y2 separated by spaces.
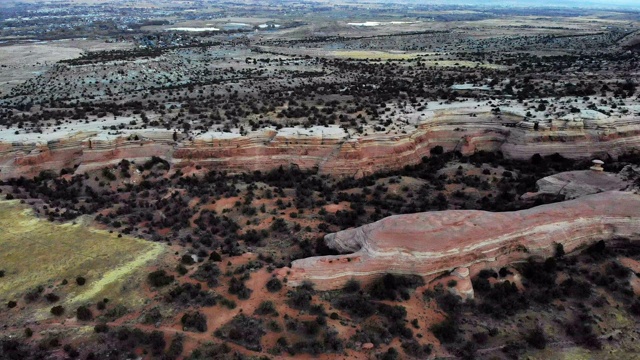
0 108 638 179
286 191 640 291
435 267 475 299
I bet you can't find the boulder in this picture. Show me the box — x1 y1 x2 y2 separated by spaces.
449 267 474 300
522 169 634 200
287 191 640 291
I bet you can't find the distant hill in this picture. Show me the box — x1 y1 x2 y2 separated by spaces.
332 0 640 10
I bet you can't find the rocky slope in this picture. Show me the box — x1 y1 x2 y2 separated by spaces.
286 191 640 292
0 106 638 179
521 166 638 200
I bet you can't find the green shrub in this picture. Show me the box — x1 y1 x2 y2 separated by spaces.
76 306 93 321
343 278 361 293
266 278 283 292
147 270 174 288
369 274 424 301
181 312 208 332
50 305 64 316
525 326 547 349
255 301 278 316
430 317 459 343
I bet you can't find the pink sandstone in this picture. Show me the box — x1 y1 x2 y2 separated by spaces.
361 343 374 350
0 107 639 179
449 267 474 299
286 191 640 291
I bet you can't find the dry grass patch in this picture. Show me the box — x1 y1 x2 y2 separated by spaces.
0 200 164 306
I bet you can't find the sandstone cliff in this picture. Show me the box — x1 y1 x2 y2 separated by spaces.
0 107 638 179
286 191 640 291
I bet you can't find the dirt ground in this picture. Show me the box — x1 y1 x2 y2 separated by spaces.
0 39 132 96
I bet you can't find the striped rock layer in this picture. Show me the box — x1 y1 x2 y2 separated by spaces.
0 108 638 179
287 191 640 291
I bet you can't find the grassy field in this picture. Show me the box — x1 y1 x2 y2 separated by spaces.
0 200 164 307
331 50 430 60
330 50 506 68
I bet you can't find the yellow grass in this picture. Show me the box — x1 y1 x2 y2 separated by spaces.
0 201 165 306
331 50 427 60
330 51 506 69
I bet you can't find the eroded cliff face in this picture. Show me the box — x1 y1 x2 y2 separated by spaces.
286 191 640 291
0 108 638 179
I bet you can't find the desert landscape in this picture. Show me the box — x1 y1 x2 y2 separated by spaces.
0 0 640 359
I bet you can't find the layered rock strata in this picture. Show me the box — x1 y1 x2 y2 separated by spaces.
0 107 638 179
286 191 640 291
522 167 637 200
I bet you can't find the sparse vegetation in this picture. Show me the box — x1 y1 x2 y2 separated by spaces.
181 311 208 332
215 314 265 352
1 2 640 359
